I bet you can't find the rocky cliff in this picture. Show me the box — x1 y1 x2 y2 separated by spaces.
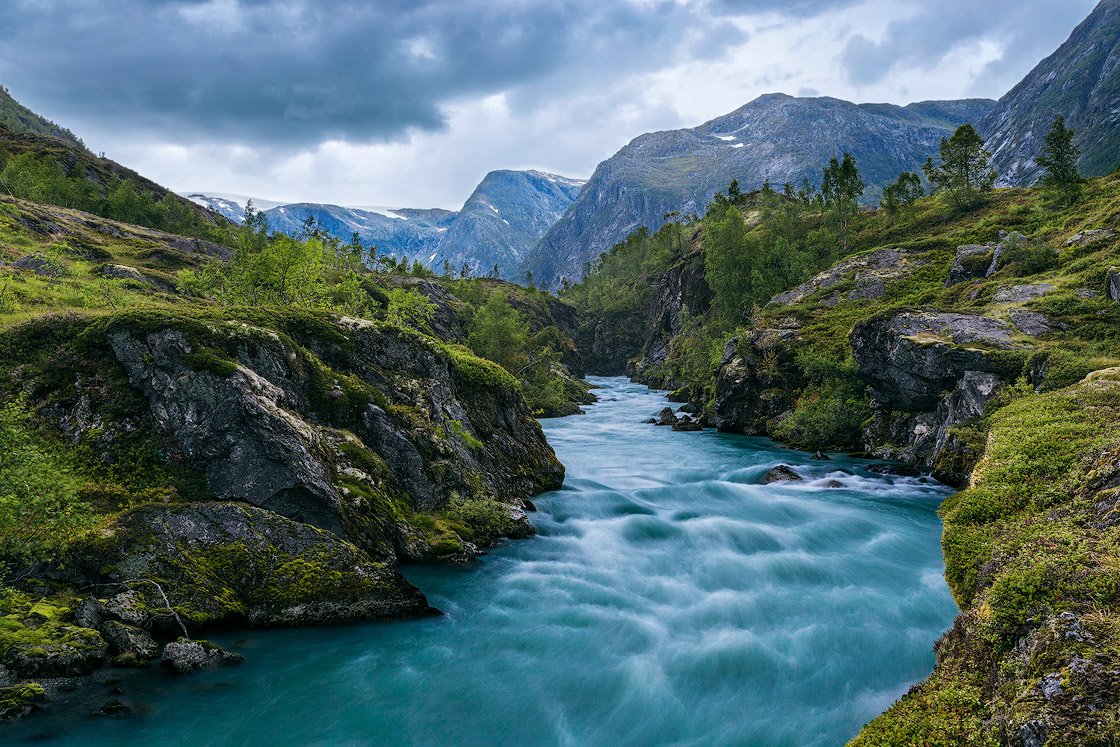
981 0 1120 184
0 304 563 707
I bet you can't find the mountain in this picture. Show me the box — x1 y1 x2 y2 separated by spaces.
981 0 1120 185
184 192 289 223
263 203 457 261
0 85 84 147
428 170 584 280
186 169 583 272
523 94 995 289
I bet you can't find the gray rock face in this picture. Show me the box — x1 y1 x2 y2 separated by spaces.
12 253 63 277
631 251 713 384
109 328 348 537
852 311 1021 482
160 639 243 675
981 0 1120 183
851 311 1016 411
769 248 924 305
946 243 1001 286
1009 309 1057 337
100 620 160 661
1109 268 1120 302
993 284 1054 303
1066 229 1116 247
712 326 804 434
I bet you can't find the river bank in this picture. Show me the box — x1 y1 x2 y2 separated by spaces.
6 377 957 746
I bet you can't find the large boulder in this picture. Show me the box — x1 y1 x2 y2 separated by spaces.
769 248 925 306
160 638 243 675
1109 267 1120 303
946 243 1001 286
993 283 1054 303
852 311 1024 482
77 502 434 628
851 311 1018 411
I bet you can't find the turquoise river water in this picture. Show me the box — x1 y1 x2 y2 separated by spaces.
8 377 958 746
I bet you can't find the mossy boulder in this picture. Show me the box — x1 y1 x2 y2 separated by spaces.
75 502 433 628
160 638 243 675
0 683 45 721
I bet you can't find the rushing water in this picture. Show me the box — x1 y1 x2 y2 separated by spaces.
10 377 957 746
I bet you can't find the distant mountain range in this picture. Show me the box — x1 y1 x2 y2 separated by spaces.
429 170 584 280
521 96 995 288
185 169 583 279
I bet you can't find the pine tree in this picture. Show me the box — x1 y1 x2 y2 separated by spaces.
1036 115 1083 207
923 124 996 211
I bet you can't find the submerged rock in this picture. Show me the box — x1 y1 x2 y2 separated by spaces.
761 465 802 484
160 639 244 675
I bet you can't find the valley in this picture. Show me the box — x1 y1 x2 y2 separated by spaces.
1 1 1119 745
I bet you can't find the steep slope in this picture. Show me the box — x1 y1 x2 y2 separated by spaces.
982 0 1120 185
261 203 457 261
428 170 584 280
0 192 575 712
525 95 994 289
0 126 230 238
0 86 83 147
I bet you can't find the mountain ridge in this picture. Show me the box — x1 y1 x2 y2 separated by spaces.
522 93 996 289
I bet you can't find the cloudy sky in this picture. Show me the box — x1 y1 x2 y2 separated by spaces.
0 0 1098 209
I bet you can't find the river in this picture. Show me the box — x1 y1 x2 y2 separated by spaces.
10 377 957 746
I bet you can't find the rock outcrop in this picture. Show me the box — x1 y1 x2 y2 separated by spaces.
768 247 925 306
712 324 804 434
160 639 244 674
851 310 1024 483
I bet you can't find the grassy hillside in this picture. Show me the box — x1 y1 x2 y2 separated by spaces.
0 87 83 147
0 126 232 243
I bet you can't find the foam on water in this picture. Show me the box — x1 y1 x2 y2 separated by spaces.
9 377 957 746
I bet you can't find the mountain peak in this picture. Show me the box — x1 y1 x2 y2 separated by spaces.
981 0 1120 183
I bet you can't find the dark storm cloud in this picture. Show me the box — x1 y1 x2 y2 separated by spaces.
0 0 1098 149
0 0 744 146
839 0 1099 91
